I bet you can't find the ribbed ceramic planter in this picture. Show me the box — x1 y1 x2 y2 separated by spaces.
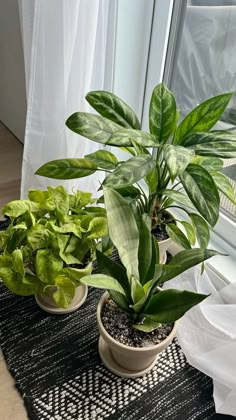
97 292 177 378
35 285 88 314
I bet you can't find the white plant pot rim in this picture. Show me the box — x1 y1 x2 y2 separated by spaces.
97 291 178 353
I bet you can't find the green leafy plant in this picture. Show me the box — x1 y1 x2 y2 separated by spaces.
79 188 221 332
0 186 107 308
36 84 236 249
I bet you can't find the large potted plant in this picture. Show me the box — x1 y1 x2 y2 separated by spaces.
0 186 107 314
36 84 236 260
79 188 221 378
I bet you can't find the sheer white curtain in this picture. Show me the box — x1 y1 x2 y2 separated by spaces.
19 0 116 198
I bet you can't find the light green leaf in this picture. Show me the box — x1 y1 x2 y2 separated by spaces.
190 213 210 248
138 214 153 284
180 164 220 227
163 144 194 180
144 289 208 323
66 112 121 144
2 200 32 218
36 158 97 180
179 221 196 245
0 268 38 296
12 249 24 275
80 273 126 295
71 190 95 209
174 92 233 144
166 224 191 249
53 276 76 308
161 189 194 209
103 154 155 189
149 83 177 143
103 188 140 280
84 150 118 170
61 264 92 286
144 237 160 283
35 249 64 283
191 156 224 171
86 217 108 239
183 131 236 158
211 171 236 205
47 221 81 237
130 275 145 304
145 168 158 194
47 186 70 215
0 255 12 268
132 317 161 332
27 224 51 251
86 90 141 129
109 129 158 147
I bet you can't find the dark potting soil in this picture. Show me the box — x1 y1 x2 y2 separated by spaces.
101 297 173 348
152 210 175 241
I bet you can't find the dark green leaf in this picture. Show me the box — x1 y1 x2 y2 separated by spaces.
189 213 210 248
144 289 208 323
211 171 236 205
174 92 233 144
86 90 141 129
80 273 126 295
145 168 158 194
180 164 220 226
182 131 236 158
138 214 153 284
109 290 129 312
103 155 155 189
36 158 97 180
166 224 191 249
132 317 161 332
149 83 177 143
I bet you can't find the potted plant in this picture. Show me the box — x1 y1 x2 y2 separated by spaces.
36 84 236 260
0 186 107 314
78 188 220 378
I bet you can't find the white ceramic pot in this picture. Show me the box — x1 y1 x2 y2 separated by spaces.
158 237 172 263
97 292 177 378
35 284 88 314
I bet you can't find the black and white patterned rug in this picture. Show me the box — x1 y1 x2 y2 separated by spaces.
0 219 218 419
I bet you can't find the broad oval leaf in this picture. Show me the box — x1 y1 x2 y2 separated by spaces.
132 317 161 333
149 83 177 143
166 224 191 249
182 131 236 158
86 90 141 129
179 221 196 246
0 268 39 296
211 171 236 205
36 249 63 283
161 189 194 210
174 92 233 144
66 112 121 144
103 188 140 280
180 164 220 227
36 158 97 180
53 276 76 308
163 144 194 180
79 273 126 296
103 155 155 189
144 289 208 323
84 150 118 170
86 217 108 239
109 129 158 147
190 213 210 248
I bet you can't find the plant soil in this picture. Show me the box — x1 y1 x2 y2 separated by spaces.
101 298 173 348
152 210 175 241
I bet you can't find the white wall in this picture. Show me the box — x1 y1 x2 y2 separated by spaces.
0 0 26 142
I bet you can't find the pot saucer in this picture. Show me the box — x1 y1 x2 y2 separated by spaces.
35 285 88 314
98 336 158 378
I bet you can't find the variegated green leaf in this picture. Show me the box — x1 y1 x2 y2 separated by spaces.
145 167 158 194
144 289 208 323
84 150 118 170
166 224 191 249
191 156 224 171
161 189 194 209
211 171 236 205
179 221 196 245
66 112 121 144
36 158 97 180
190 213 210 248
149 83 177 143
103 188 140 280
180 164 220 226
163 144 194 180
174 93 233 144
53 276 76 308
103 155 155 189
109 129 158 147
182 131 236 157
86 90 141 129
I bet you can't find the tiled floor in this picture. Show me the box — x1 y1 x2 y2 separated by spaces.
0 121 23 220
0 122 27 419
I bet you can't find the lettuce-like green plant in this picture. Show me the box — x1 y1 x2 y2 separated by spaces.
79 188 221 332
0 186 107 308
36 83 236 250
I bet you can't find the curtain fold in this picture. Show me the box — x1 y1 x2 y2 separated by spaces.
19 0 116 198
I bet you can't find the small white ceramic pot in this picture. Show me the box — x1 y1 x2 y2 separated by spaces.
35 285 88 314
97 292 177 378
158 237 172 263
